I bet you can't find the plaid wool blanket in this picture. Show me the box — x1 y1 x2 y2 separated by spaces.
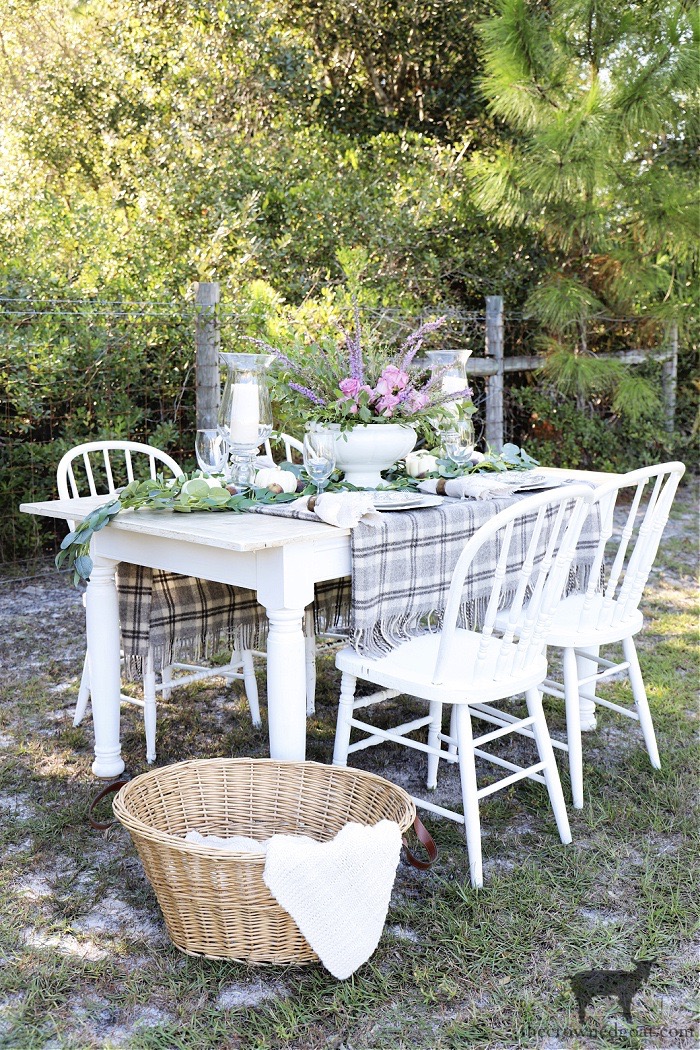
117 567 350 673
253 491 600 656
116 488 599 669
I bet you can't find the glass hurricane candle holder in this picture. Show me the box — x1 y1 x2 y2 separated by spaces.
425 349 472 407
218 352 274 488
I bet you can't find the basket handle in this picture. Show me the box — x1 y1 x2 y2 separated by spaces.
88 779 130 830
402 815 437 870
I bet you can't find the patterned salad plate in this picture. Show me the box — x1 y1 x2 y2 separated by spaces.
371 492 444 511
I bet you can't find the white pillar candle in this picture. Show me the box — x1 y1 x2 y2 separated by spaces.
442 375 467 395
229 382 260 445
442 374 467 417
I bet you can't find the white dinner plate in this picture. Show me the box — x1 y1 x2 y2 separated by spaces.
371 492 444 511
496 471 565 493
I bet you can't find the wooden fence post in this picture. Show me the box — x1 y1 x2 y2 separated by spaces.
484 296 504 452
662 321 678 433
195 282 221 430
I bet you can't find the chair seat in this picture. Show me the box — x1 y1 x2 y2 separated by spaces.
496 594 644 648
336 629 547 704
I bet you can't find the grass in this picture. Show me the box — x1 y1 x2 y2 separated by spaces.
0 481 697 1049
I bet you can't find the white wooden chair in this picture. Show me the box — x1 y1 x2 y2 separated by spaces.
57 440 262 763
263 433 304 463
332 484 594 887
528 462 686 809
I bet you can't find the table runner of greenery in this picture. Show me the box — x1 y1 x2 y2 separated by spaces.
55 445 539 586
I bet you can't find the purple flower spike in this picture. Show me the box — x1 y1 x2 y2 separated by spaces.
341 304 365 384
395 317 447 370
289 382 327 406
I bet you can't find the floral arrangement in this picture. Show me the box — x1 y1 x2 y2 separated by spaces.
250 310 474 430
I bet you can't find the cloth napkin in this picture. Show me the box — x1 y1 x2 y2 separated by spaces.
296 492 383 529
263 820 402 979
417 474 514 500
184 830 270 853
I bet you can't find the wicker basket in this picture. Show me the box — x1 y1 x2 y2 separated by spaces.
112 757 416 964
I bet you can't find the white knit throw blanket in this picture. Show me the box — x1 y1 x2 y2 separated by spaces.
187 821 403 979
264 820 402 979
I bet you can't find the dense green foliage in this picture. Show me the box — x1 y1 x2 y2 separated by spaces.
0 0 697 559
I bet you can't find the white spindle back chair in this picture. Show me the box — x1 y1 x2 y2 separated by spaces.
332 483 594 886
57 440 262 763
262 433 304 464
533 461 686 808
58 440 182 508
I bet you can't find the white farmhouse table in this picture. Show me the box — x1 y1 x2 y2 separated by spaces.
21 494 351 777
20 466 609 778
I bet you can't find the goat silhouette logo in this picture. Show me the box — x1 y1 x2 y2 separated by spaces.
569 958 657 1023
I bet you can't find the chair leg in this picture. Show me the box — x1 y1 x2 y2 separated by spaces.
448 704 458 757
527 687 571 845
304 608 317 717
426 701 443 789
160 664 173 701
623 635 660 769
563 646 585 809
454 704 483 889
74 653 91 726
332 672 357 767
240 649 261 727
143 650 157 764
575 645 599 731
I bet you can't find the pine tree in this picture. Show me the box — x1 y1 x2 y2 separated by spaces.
471 0 699 419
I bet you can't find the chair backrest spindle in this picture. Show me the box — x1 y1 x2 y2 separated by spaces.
102 448 116 493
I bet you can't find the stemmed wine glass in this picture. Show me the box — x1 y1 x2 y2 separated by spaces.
195 429 227 475
303 430 336 496
442 419 476 468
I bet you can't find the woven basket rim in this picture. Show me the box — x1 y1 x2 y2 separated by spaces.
112 757 416 859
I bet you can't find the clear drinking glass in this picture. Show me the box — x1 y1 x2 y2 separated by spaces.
303 431 336 495
195 429 227 474
443 419 476 467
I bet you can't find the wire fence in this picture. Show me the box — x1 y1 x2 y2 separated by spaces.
0 295 672 566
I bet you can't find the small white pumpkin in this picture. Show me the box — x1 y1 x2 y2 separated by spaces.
404 451 439 478
254 466 298 493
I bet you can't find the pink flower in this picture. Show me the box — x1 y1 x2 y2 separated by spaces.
339 377 361 398
381 366 410 391
349 402 359 415
374 367 410 397
376 392 401 416
405 390 429 412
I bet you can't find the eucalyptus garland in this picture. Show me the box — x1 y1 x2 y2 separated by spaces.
55 443 538 587
54 473 299 587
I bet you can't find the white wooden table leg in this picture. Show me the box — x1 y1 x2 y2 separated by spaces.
73 653 91 726
264 606 308 761
257 545 315 763
576 644 599 731
85 557 125 778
